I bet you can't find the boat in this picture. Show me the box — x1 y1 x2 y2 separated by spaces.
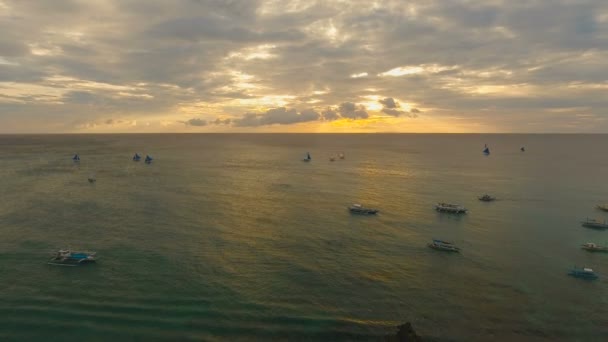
302 152 311 162
478 194 496 202
581 242 608 253
428 239 461 252
48 250 96 266
329 155 336 162
581 218 608 229
87 173 96 183
596 204 608 212
133 153 141 161
568 266 598 280
338 152 345 160
348 204 379 215
145 155 153 164
435 203 468 213
72 154 80 162
521 147 525 152
483 144 490 155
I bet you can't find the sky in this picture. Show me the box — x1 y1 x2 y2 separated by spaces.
0 0 607 133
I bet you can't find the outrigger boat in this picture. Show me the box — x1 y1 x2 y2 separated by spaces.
428 239 460 252
48 250 97 266
581 243 608 253
348 204 379 215
581 218 608 229
568 266 598 280
435 203 468 214
596 204 608 212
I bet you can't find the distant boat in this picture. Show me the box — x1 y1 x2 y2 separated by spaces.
596 204 608 212
133 153 141 161
568 266 598 280
72 154 80 162
478 194 496 202
88 173 96 183
348 203 379 215
338 152 345 160
581 218 608 230
435 203 467 214
329 155 336 162
521 147 525 152
48 250 96 266
581 242 608 253
145 155 153 164
483 144 490 155
302 152 311 162
428 239 461 252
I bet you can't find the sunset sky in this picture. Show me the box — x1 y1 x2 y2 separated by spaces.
1 0 607 133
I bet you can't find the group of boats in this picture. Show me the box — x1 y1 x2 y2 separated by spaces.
567 204 608 279
73 153 153 164
302 152 346 162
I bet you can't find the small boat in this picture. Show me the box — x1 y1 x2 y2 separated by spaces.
88 174 96 183
478 194 496 202
435 203 467 214
348 204 379 215
338 152 345 160
428 239 461 252
483 144 490 155
568 266 598 280
581 242 608 253
581 218 608 229
133 153 141 161
521 147 525 152
596 204 608 212
302 152 311 162
145 155 153 164
329 155 336 162
72 154 80 162
48 250 96 266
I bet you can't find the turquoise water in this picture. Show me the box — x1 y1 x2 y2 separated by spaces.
0 134 607 341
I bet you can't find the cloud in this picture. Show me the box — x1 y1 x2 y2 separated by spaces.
183 118 207 126
213 118 232 125
322 107 339 120
338 102 368 119
233 107 320 127
3 0 608 132
379 97 398 109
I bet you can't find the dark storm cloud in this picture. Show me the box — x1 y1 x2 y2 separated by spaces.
183 118 207 126
338 102 368 119
2 0 608 132
233 107 320 127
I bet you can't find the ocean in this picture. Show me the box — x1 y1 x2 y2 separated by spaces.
0 134 607 341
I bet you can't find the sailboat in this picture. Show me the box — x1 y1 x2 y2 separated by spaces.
145 155 153 164
133 153 141 161
520 147 525 152
72 154 80 162
483 144 490 155
302 152 311 162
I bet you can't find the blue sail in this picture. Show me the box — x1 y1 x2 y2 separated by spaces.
72 154 80 161
133 153 141 161
145 155 153 163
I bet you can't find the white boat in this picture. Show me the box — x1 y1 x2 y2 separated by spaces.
435 203 467 213
348 204 379 215
581 243 608 253
338 152 345 160
88 173 96 183
302 152 311 162
596 204 608 212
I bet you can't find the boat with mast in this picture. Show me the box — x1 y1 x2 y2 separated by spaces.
302 152 311 162
145 155 153 164
72 154 80 162
581 218 608 229
483 144 490 155
133 153 141 161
